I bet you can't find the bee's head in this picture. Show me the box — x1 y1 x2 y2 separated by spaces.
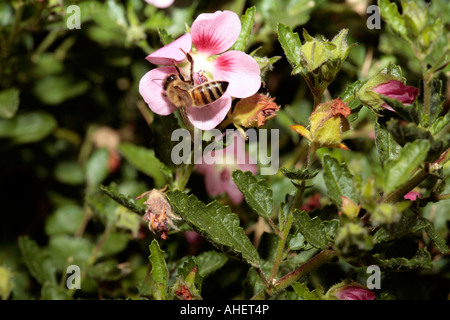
163 74 180 90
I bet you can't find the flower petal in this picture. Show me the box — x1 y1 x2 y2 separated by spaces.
186 95 232 130
191 11 241 55
139 66 177 115
146 34 192 66
213 51 261 98
145 0 174 8
224 179 244 204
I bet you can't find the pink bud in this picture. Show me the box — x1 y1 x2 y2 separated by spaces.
334 286 376 300
372 80 419 110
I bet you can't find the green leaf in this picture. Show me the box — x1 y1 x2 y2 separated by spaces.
371 248 432 270
194 251 228 278
373 210 429 242
378 0 408 41
98 232 130 258
429 79 445 125
293 209 328 250
424 223 450 255
374 120 402 168
232 170 273 220
116 208 141 238
18 236 56 285
232 6 256 51
157 27 174 46
48 235 93 271
0 111 57 144
277 23 301 68
151 113 181 168
280 167 319 180
383 139 430 194
86 259 126 281
33 76 90 105
0 266 14 300
54 161 85 186
0 88 19 119
430 113 450 136
86 148 110 187
322 155 358 206
118 143 166 187
100 184 146 215
380 95 419 123
149 239 169 300
41 282 71 300
45 204 85 236
292 282 320 300
167 190 260 268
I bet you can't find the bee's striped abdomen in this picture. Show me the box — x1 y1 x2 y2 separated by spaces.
191 81 229 107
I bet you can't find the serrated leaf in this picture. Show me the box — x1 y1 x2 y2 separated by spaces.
383 139 430 194
430 114 450 136
378 0 408 41
232 6 255 51
167 190 260 268
157 27 174 46
149 239 169 300
374 120 401 168
118 143 166 187
194 251 228 278
277 23 301 68
424 223 450 254
100 184 146 215
380 95 419 123
322 155 358 206
373 210 429 242
280 167 319 180
232 170 273 220
429 79 445 125
18 236 56 285
371 248 432 270
292 282 320 300
293 210 328 250
0 87 19 119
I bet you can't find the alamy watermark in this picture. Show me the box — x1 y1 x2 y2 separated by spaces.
66 5 81 30
366 265 381 289
66 265 81 290
366 5 381 30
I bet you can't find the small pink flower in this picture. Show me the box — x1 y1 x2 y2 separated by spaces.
334 286 376 300
404 190 421 201
372 80 419 111
195 132 258 204
139 11 261 130
145 0 174 9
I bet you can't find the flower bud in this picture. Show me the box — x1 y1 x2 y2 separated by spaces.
357 71 419 111
290 98 351 150
228 93 279 129
326 280 376 300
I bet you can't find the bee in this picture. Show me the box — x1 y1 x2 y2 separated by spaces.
162 52 229 108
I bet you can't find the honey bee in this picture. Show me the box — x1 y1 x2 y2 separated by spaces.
162 52 229 108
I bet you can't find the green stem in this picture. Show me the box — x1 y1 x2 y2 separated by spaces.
251 249 337 299
381 164 430 204
421 60 432 127
267 143 317 283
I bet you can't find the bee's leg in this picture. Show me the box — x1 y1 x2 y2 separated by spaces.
180 48 194 83
171 59 186 82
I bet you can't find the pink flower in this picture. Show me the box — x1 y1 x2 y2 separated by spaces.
334 286 376 300
145 0 174 9
404 190 421 201
372 80 419 111
195 131 258 204
139 11 261 130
